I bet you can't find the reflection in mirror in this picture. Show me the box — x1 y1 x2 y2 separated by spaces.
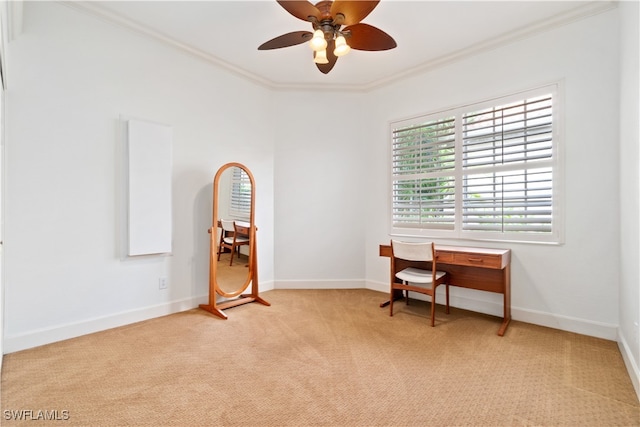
199 162 269 320
215 167 252 294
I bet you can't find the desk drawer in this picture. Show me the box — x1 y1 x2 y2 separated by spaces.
453 252 503 269
435 252 455 264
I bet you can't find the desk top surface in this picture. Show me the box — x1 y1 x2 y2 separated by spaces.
435 244 510 256
379 243 510 268
217 219 250 227
380 243 509 255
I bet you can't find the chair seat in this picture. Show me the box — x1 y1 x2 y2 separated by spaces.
223 236 249 244
396 267 447 284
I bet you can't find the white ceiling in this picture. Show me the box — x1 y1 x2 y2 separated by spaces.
68 1 614 90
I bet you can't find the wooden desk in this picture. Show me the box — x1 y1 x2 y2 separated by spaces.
217 220 250 236
380 244 511 336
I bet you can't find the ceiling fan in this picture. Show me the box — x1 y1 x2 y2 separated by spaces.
258 0 397 74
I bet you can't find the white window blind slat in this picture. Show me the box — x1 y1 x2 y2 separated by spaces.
392 177 456 229
392 117 455 175
462 168 553 233
229 167 251 218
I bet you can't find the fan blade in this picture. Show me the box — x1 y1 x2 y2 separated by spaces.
258 31 313 50
344 23 397 51
276 1 321 22
330 1 380 26
316 40 338 74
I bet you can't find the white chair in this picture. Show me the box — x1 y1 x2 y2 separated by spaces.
217 220 250 266
390 240 450 326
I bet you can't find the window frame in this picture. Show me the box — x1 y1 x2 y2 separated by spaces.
390 83 564 245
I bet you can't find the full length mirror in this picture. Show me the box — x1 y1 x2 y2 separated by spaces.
199 162 269 319
215 165 252 294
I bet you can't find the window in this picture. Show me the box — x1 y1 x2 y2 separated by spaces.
229 167 251 219
391 85 561 243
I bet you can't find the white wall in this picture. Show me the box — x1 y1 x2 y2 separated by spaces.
2 2 275 352
618 0 640 398
364 8 622 340
273 90 366 289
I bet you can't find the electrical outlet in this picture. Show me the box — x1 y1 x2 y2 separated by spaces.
159 277 168 290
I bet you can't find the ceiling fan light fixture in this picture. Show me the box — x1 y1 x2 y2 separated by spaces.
258 0 397 74
333 35 351 57
309 29 327 51
313 49 329 64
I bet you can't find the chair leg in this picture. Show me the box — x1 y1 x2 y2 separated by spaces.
389 289 394 317
229 244 235 266
430 293 436 327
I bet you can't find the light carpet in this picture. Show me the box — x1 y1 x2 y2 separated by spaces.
2 289 638 426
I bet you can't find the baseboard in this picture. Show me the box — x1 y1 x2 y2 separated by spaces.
3 296 208 354
513 306 618 340
365 279 618 340
618 332 640 402
3 279 619 355
4 279 279 354
275 279 365 289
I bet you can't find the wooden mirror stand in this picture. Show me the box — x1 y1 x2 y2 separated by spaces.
199 162 269 319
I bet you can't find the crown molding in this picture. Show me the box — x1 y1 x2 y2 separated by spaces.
361 0 619 91
61 0 617 93
60 1 275 89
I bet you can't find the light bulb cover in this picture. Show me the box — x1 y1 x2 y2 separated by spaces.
334 35 351 57
313 49 329 64
309 29 328 51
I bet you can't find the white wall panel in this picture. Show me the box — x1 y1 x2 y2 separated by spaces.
126 119 172 256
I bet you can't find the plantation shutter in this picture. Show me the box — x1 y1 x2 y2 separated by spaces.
229 167 251 218
461 95 554 233
392 116 456 229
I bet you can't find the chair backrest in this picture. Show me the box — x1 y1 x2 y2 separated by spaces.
391 240 434 262
221 219 235 232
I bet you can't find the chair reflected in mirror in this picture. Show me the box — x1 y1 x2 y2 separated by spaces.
218 219 250 266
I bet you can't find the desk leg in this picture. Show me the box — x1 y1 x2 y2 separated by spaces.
498 318 511 337
498 264 511 336
379 289 404 308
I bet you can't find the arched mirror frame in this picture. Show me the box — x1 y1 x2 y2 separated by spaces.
199 162 269 319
